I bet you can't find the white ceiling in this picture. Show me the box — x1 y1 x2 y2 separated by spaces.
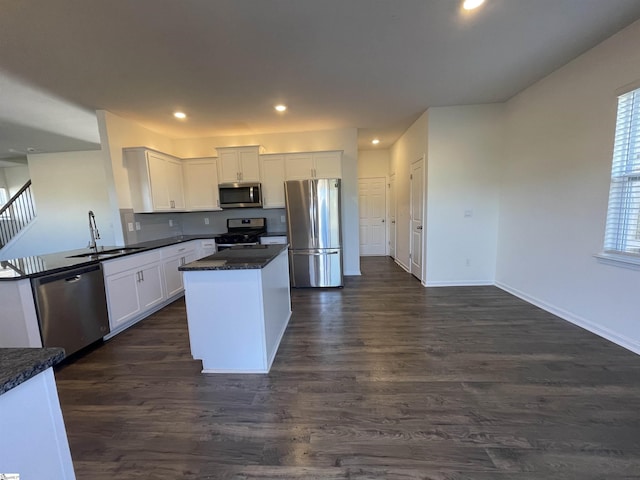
1 0 640 159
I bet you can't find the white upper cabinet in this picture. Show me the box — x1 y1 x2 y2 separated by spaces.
259 154 286 208
284 153 314 180
284 150 342 180
312 151 342 178
216 146 262 183
125 147 186 213
183 157 221 211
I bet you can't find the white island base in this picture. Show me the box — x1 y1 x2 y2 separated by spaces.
182 248 291 373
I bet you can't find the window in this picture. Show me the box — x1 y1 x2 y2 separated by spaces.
0 187 7 206
604 87 640 257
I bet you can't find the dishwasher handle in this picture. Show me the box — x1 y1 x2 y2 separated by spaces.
32 264 103 286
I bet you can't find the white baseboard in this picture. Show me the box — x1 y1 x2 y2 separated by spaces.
495 281 640 356
425 280 494 287
395 259 410 273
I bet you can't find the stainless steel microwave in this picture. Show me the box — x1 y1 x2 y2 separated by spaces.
218 182 263 208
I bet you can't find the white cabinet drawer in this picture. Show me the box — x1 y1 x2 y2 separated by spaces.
260 236 288 245
102 250 162 276
162 241 198 259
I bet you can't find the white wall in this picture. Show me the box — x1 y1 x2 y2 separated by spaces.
2 165 30 195
390 111 428 271
426 105 503 285
358 149 390 178
0 150 114 259
173 128 361 276
496 20 640 353
97 110 177 244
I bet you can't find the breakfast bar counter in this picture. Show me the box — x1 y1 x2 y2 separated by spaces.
179 244 291 373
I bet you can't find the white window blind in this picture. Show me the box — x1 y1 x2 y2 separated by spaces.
604 87 640 256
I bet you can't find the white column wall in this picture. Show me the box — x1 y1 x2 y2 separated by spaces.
389 111 428 272
496 19 640 353
426 105 503 286
97 110 177 245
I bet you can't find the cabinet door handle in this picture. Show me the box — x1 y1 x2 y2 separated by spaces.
140 270 145 281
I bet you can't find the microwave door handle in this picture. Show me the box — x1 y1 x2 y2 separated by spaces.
249 186 255 203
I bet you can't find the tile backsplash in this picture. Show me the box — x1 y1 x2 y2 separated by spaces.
121 208 287 244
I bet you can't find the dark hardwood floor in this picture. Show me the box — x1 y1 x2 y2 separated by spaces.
55 257 640 479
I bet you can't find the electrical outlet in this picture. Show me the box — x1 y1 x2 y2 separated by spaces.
281 215 286 223
466 258 471 267
169 219 174 227
135 222 141 231
204 218 210 225
464 210 473 217
127 222 134 232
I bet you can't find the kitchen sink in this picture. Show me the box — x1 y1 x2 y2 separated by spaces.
66 247 144 259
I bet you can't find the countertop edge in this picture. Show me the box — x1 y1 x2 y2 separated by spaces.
0 347 65 396
179 244 288 271
0 234 223 281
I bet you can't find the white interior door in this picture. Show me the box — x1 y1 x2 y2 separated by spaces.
358 177 387 256
410 158 424 280
389 174 396 259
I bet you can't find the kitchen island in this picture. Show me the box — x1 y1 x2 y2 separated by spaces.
0 348 75 479
179 244 291 373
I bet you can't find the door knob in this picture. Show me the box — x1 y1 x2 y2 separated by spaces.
381 219 385 223
417 226 423 230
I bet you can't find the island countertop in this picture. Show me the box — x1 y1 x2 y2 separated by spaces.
0 347 65 396
179 244 288 271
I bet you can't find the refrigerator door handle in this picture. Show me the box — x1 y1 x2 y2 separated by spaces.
292 250 339 256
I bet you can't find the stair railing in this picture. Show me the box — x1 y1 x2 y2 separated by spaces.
0 180 36 248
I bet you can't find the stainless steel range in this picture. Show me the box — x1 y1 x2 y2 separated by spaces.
215 217 267 251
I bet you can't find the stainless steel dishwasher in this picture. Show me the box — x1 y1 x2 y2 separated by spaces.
31 263 110 357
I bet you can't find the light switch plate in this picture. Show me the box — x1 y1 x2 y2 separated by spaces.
169 219 174 227
204 218 210 225
135 222 141 231
281 215 286 223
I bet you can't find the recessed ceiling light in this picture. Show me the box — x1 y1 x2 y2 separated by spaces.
173 111 187 119
372 139 380 145
463 0 485 10
274 105 287 112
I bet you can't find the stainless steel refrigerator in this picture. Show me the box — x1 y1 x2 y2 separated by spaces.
285 178 343 287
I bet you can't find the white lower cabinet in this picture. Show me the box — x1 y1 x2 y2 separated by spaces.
198 239 217 258
162 242 198 298
260 236 288 245
102 241 204 338
103 251 165 333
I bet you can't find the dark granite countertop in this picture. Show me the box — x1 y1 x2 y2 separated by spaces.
179 244 287 271
0 234 222 281
0 348 65 396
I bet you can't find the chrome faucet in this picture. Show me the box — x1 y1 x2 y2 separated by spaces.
88 210 100 252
